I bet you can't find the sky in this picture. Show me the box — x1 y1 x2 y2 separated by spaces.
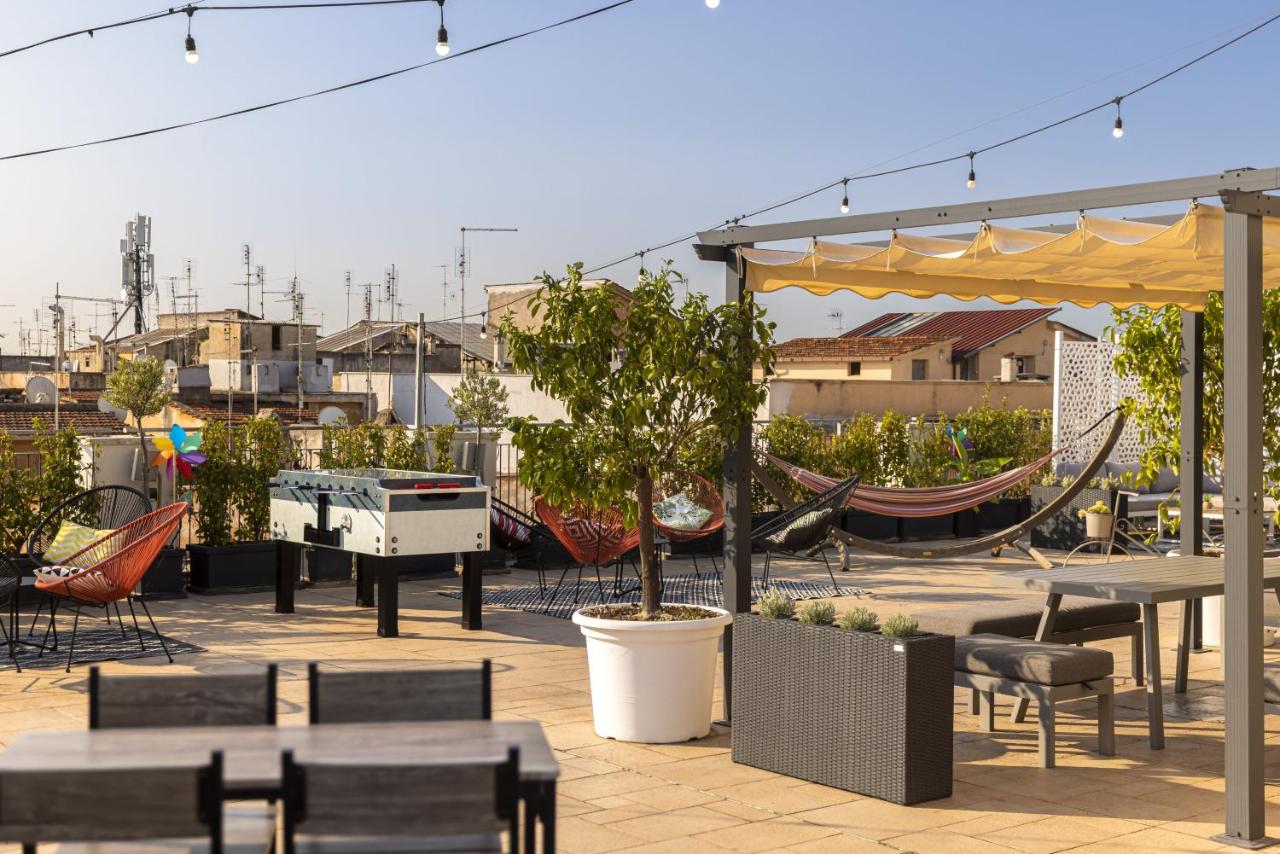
4 0 1280 354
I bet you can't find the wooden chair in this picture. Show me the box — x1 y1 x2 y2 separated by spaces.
89 665 278 729
34 503 188 672
0 750 276 853
280 747 520 854
308 660 491 724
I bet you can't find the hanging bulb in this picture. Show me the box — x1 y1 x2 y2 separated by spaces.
184 7 198 63
479 312 488 339
839 179 850 214
435 1 450 56
1112 97 1124 138
966 153 976 190
706 0 720 7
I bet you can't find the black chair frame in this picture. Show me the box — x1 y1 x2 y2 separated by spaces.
752 474 860 593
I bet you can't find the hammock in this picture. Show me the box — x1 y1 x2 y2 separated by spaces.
762 449 1060 517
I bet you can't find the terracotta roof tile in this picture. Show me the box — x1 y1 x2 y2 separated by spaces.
771 335 952 362
0 408 126 434
841 308 1059 357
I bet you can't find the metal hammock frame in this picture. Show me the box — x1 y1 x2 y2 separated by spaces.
752 411 1127 566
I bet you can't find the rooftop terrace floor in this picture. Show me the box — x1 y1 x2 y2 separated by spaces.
1 549 1274 853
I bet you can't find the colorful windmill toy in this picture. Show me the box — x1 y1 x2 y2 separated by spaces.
152 423 207 479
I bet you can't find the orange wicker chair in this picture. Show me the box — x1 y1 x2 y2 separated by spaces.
533 497 639 612
35 502 189 672
652 471 725 580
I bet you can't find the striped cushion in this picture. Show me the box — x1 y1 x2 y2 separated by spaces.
43 520 116 562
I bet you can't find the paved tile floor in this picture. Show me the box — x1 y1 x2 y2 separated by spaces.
2 549 1277 852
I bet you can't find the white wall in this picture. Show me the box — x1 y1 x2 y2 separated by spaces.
333 372 567 437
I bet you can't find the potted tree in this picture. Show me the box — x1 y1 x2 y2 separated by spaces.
449 368 509 484
503 262 772 743
105 355 169 506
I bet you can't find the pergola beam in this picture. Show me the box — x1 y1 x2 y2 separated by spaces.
697 168 1280 246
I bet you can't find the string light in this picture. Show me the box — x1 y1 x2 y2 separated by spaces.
966 153 976 190
1112 97 1124 138
479 310 487 338
184 6 199 64
706 0 721 8
839 179 849 214
435 0 449 56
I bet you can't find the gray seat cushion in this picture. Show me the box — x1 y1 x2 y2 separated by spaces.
1265 664 1280 705
955 634 1114 686
293 833 501 853
913 596 1139 639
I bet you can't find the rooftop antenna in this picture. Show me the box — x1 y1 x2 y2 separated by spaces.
255 264 266 318
435 263 451 322
458 226 518 373
237 243 254 314
827 309 845 335
119 213 154 334
344 271 352 328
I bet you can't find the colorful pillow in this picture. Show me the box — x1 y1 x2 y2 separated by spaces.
654 494 713 532
32 564 88 585
43 520 116 562
491 507 532 546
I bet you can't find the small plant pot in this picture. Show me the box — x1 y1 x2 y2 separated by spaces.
188 541 283 593
1084 512 1114 540
572 605 731 743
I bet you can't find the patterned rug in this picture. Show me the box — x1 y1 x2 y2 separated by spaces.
441 573 863 620
0 627 204 671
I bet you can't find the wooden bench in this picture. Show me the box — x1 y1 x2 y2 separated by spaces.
954 634 1116 768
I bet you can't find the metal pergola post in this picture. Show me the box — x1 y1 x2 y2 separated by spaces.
1216 191 1269 848
697 170 1280 847
1180 311 1205 653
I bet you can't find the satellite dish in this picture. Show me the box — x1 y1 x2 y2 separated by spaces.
317 406 346 426
25 376 57 405
96 394 127 421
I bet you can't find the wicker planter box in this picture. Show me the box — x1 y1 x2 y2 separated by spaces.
840 509 898 541
1030 487 1126 550
731 614 954 805
188 542 283 593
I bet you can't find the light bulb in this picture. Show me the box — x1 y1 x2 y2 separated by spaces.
1112 116 1124 139
840 195 849 214
436 25 449 56
185 35 198 63
966 169 976 190
706 0 720 7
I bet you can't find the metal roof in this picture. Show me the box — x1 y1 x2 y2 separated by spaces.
317 320 491 363
842 308 1060 358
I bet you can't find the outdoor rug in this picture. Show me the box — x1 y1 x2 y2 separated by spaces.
0 628 204 671
441 573 863 621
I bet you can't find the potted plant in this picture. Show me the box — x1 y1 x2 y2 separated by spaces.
732 595 954 805
1078 499 1114 539
503 262 772 743
105 355 170 505
188 419 288 592
449 368 510 484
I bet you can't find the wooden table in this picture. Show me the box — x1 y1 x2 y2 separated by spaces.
0 720 558 851
993 555 1280 749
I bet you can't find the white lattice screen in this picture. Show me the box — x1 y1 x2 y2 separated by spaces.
1051 334 1146 468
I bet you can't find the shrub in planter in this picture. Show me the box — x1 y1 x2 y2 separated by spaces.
732 612 953 805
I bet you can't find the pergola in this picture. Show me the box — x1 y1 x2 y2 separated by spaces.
696 168 1280 848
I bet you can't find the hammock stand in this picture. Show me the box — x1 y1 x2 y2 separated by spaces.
753 411 1127 568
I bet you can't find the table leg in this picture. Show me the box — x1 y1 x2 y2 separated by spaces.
1141 603 1165 749
1191 597 1203 652
541 780 556 854
1013 593 1061 723
375 557 398 638
462 551 482 631
1175 599 1193 694
274 540 296 614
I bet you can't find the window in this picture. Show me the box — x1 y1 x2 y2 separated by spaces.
271 325 282 351
911 359 928 381
1016 355 1036 375
847 361 862 376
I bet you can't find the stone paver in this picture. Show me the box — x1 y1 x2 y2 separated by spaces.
0 548 1275 852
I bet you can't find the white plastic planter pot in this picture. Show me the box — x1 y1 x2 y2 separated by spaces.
572 605 731 743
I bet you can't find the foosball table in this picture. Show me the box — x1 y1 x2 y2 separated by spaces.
269 468 491 635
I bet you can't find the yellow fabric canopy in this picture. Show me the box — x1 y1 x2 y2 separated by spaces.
742 203 1280 310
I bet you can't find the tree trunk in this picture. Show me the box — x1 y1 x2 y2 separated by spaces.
635 469 660 619
137 420 153 509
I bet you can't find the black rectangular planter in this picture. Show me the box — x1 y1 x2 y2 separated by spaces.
188 541 285 594
840 509 898 541
731 614 954 805
898 513 956 542
976 497 1031 533
305 547 353 586
141 547 187 599
1030 487 1126 550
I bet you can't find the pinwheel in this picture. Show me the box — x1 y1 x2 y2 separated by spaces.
152 423 207 479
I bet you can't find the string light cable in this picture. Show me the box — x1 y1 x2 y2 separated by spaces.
0 0 639 163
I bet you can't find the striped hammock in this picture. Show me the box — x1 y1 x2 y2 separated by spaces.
762 449 1060 518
